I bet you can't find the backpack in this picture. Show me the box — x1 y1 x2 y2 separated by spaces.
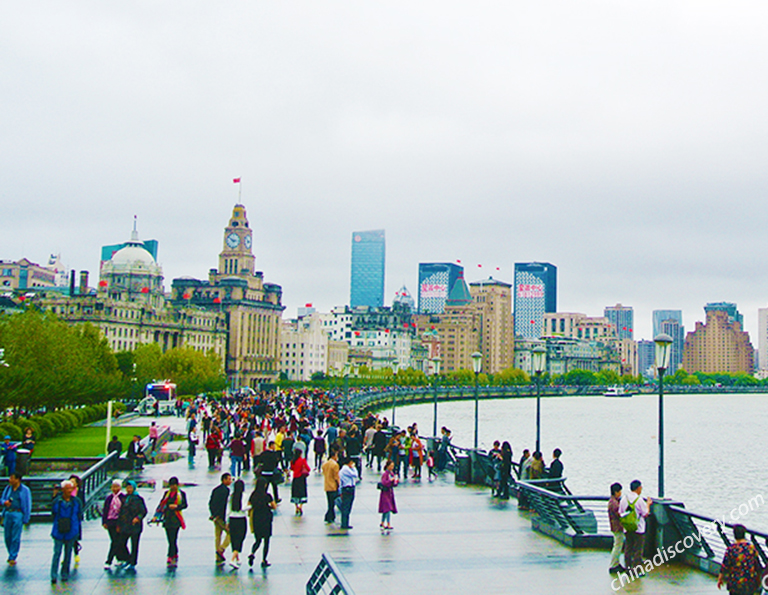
620 496 641 533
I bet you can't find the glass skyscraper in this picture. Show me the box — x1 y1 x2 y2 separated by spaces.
350 229 385 308
652 310 684 373
604 304 634 340
418 262 464 314
513 262 557 339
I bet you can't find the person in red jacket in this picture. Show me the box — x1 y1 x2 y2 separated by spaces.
206 430 222 470
290 448 311 516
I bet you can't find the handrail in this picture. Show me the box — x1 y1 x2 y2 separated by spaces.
306 553 355 595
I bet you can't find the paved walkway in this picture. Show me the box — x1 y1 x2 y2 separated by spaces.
2 415 717 594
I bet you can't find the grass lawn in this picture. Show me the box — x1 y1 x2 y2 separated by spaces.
32 426 147 458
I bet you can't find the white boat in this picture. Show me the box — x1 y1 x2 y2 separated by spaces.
604 386 633 397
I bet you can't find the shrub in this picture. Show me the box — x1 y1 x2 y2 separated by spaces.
34 416 56 439
0 423 23 442
60 410 79 429
113 402 127 415
48 413 71 434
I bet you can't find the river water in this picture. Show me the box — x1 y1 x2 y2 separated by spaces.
393 393 768 531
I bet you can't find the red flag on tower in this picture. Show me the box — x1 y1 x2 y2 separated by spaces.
233 178 241 183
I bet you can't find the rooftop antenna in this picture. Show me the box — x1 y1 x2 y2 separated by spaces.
131 215 139 242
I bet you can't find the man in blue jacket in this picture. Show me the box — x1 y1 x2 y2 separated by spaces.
2 472 31 565
50 480 83 583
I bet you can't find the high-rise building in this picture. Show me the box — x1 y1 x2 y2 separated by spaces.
417 263 463 314
757 308 768 371
652 310 682 336
637 339 655 378
469 277 514 374
604 304 633 340
659 318 684 373
350 230 385 308
683 306 754 374
393 285 415 312
704 302 743 328
513 262 556 339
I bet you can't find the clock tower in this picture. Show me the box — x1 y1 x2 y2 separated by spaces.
219 204 255 276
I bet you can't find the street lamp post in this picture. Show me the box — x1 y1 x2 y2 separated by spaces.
654 333 673 499
432 356 442 437
343 362 351 412
531 344 547 454
392 359 399 426
471 352 482 449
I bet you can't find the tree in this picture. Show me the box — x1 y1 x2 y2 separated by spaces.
562 369 598 386
495 367 531 385
158 347 226 395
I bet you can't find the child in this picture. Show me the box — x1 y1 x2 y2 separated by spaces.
426 450 436 482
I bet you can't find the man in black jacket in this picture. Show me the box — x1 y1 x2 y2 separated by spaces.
208 473 232 564
256 442 282 503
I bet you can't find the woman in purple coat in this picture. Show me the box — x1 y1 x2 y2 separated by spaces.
378 460 399 530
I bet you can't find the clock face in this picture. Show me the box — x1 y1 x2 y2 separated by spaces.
226 232 240 249
244 234 252 249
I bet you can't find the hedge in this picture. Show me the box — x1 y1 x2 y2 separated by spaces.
1 403 126 444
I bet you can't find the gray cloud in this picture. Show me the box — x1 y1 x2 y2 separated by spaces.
2 2 768 341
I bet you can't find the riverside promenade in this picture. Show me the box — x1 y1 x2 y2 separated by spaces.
2 417 716 595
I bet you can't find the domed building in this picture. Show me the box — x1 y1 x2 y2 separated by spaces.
38 222 227 358
99 222 164 309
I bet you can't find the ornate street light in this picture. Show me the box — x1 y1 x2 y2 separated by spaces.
654 332 673 498
432 356 442 437
531 344 547 453
471 351 482 449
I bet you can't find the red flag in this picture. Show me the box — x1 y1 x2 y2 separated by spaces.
305 303 312 308
213 297 221 304
478 264 482 268
141 287 150 294
98 280 108 287
182 292 191 299
233 178 241 183
456 259 462 263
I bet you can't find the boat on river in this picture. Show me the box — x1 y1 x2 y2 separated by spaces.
603 386 633 397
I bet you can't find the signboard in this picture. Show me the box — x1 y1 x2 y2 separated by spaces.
420 282 448 299
517 283 544 299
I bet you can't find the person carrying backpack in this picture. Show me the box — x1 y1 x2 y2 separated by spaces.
619 479 652 571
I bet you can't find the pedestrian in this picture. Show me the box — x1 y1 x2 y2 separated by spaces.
322 449 340 524
607 482 625 574
2 472 31 566
717 524 762 594
437 427 452 472
149 422 159 456
20 428 35 454
256 441 282 503
378 460 399 531
228 479 248 569
337 458 358 530
230 433 245 478
188 426 198 461
156 476 188 568
101 480 126 569
498 442 513 500
345 425 363 480
530 451 545 480
372 424 388 472
67 475 83 566
619 479 652 572
50 480 83 584
127 435 145 470
247 477 276 569
410 432 424 480
426 450 437 481
117 479 147 571
206 429 222 470
1 436 17 477
518 449 532 511
313 430 326 472
547 448 564 490
209 472 232 564
363 423 376 468
290 448 311 516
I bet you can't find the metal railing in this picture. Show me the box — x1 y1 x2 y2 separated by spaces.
516 480 611 536
665 505 768 572
306 553 355 595
79 450 117 519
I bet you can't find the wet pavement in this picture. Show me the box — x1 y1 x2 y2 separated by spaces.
1 415 717 594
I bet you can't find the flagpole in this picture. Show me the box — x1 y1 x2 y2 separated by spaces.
239 179 242 202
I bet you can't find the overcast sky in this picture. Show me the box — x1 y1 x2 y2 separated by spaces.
2 2 768 342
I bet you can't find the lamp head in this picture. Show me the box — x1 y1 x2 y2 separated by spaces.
654 333 674 372
532 344 547 375
471 351 482 374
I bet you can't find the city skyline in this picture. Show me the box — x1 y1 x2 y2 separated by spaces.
3 4 768 343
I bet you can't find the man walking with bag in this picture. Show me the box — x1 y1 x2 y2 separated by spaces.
619 479 652 572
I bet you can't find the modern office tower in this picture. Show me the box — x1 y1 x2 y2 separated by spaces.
704 302 743 328
393 285 415 312
637 340 655 378
469 277 515 374
683 306 754 374
604 304 634 340
758 308 768 371
350 229 385 308
652 310 682 336
513 262 557 339
417 263 464 314
659 318 684 373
